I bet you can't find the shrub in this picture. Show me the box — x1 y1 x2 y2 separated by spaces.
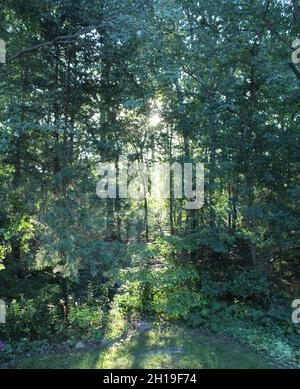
68 304 104 338
0 295 61 341
0 292 105 344
201 269 271 304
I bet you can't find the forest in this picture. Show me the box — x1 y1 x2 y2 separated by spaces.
0 0 299 369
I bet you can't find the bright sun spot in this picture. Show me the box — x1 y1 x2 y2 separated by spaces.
149 113 161 127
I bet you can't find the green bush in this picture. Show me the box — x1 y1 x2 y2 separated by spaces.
103 281 144 340
0 295 61 341
114 281 144 314
68 304 104 338
148 264 203 319
151 285 203 319
0 294 105 344
201 269 271 304
0 339 52 363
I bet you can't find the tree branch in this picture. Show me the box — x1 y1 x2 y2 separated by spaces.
181 67 214 97
263 0 271 22
7 22 111 62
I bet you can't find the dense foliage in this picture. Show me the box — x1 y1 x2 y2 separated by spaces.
0 0 299 367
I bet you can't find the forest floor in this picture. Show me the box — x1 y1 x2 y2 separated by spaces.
3 323 283 369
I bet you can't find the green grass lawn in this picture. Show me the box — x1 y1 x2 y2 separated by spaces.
4 324 281 369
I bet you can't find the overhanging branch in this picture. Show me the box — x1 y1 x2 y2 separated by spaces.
7 21 111 62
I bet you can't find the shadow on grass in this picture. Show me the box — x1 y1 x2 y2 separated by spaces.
4 324 280 369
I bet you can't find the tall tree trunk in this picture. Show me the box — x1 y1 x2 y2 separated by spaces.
174 78 196 231
115 158 122 241
169 126 174 235
243 46 259 266
144 198 149 243
209 114 216 228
